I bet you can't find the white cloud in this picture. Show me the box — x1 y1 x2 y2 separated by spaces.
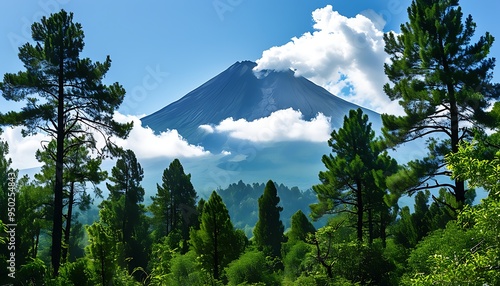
112 112 210 159
254 5 403 115
0 127 48 170
0 113 211 170
199 124 215 134
203 108 331 143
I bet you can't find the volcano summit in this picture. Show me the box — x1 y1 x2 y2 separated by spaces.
141 60 381 146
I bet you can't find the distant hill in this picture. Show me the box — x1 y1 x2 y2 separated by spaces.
217 180 318 237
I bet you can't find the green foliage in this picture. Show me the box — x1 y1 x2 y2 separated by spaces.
406 222 476 275
85 222 119 285
382 0 499 205
52 258 94 286
447 138 500 197
283 241 314 281
190 191 247 280
149 158 197 251
308 222 394 284
225 250 279 286
100 149 150 280
402 136 500 284
311 108 397 243
17 258 48 285
253 180 285 258
16 177 53 267
162 250 209 286
148 236 176 284
287 210 316 243
403 213 500 285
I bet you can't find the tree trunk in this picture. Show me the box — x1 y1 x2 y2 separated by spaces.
52 47 65 277
356 183 363 242
380 212 387 248
33 228 40 259
62 181 75 262
440 34 466 206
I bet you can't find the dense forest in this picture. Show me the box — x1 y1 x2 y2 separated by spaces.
1 0 500 285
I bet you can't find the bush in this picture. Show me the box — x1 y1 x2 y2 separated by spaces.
225 250 279 286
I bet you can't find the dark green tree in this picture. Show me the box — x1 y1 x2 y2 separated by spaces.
382 0 499 207
149 158 197 250
287 210 315 243
190 191 246 281
311 108 397 242
0 10 132 275
100 149 149 279
253 180 285 258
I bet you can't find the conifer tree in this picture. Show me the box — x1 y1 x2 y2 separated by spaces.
0 10 132 275
253 180 285 257
382 0 499 206
190 191 246 280
311 108 397 242
100 149 149 278
149 158 197 250
35 138 107 262
288 210 316 243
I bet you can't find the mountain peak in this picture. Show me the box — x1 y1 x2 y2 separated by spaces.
141 60 379 145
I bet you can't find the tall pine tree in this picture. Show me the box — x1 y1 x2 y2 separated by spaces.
253 180 285 258
149 158 197 251
190 191 246 281
34 138 107 262
311 108 397 242
100 149 150 279
0 10 131 275
382 0 499 207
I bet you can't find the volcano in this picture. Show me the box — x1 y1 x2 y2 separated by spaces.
141 60 381 145
138 61 393 193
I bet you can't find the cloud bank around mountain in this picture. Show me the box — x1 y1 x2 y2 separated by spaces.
112 113 210 159
1 113 210 170
254 5 403 115
199 108 331 143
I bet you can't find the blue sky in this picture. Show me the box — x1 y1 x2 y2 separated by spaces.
0 0 499 169
1 0 497 117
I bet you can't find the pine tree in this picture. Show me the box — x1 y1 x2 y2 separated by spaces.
311 108 397 242
0 10 132 275
149 158 197 250
34 138 107 262
100 149 149 278
288 210 316 243
382 0 499 207
190 191 246 280
253 180 285 258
